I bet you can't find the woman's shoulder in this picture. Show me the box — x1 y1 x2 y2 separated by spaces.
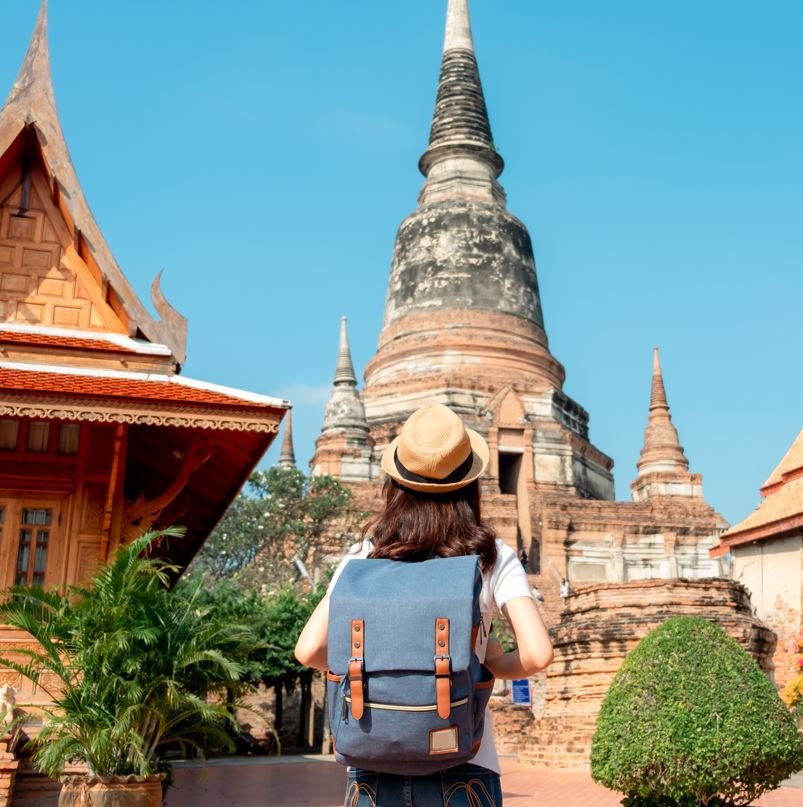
486 540 525 582
493 539 517 565
344 540 372 559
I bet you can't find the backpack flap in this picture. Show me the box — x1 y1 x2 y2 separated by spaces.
328 555 482 677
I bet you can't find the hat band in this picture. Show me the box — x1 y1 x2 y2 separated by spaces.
394 449 475 486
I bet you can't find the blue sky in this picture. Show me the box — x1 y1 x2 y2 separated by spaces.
3 1 802 524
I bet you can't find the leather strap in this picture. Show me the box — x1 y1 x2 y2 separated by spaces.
434 617 451 719
348 619 365 720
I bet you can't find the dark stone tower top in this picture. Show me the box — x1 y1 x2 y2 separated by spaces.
419 0 503 178
373 0 551 353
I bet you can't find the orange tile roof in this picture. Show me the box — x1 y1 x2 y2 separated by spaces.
0 330 140 354
721 475 803 544
0 367 281 411
762 429 803 491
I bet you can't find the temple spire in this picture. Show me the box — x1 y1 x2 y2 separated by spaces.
418 0 504 204
278 411 297 468
333 316 358 386
312 317 373 482
650 347 670 410
632 348 701 501
637 347 688 473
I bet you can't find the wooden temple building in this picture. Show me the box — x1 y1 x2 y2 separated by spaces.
0 4 287 600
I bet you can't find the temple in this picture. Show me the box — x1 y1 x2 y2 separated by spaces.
308 0 746 768
313 0 724 587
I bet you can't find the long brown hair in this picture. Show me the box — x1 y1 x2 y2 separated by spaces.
362 479 498 572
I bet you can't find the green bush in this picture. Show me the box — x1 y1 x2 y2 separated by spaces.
591 616 803 807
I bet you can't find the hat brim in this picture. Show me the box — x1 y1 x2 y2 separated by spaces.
381 427 490 494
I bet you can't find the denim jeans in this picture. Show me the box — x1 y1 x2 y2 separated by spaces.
344 763 502 807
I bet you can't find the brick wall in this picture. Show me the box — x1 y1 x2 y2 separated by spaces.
518 578 776 770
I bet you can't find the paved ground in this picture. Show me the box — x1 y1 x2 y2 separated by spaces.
169 755 803 806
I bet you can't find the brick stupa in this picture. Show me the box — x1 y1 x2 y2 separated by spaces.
313 0 726 590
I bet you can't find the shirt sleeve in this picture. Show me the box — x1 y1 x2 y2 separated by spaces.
491 541 533 610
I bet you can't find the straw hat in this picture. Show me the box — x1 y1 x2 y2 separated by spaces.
381 404 490 494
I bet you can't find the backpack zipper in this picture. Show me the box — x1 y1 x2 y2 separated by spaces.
344 696 469 713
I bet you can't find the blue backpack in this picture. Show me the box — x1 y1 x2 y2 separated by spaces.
327 555 494 775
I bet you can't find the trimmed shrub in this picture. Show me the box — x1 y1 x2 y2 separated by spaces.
591 616 803 807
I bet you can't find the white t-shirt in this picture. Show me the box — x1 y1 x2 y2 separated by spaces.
328 539 532 775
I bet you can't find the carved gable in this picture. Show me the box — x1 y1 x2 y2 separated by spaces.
0 160 126 333
487 385 525 426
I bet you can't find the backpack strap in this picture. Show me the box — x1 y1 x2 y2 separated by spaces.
349 620 365 720
434 618 451 719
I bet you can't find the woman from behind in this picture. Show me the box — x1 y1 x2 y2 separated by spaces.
295 403 553 806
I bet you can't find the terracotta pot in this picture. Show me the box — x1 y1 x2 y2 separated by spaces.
59 774 163 807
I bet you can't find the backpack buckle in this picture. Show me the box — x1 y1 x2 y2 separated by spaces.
434 654 451 676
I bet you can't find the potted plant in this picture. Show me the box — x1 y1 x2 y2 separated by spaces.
0 529 251 807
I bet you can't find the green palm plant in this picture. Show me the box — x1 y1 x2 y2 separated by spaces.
0 529 252 781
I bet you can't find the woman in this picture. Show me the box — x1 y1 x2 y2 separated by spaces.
295 403 553 806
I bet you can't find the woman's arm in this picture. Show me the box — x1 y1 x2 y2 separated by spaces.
294 593 331 671
483 595 553 680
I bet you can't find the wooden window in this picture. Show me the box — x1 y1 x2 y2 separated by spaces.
16 508 51 586
57 424 80 455
0 420 18 451
27 422 50 453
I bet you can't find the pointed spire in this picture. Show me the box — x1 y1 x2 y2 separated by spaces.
636 348 690 477
444 0 474 52
334 316 358 386
418 0 503 183
320 317 369 435
278 411 297 468
650 347 670 410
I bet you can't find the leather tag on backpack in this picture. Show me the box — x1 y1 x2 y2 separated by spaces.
429 726 459 755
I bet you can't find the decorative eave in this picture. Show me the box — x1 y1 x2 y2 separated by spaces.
760 429 803 495
0 361 289 433
713 512 803 553
0 322 173 356
0 2 187 363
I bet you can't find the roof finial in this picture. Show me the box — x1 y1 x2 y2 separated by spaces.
278 411 297 468
444 0 474 52
2 0 55 117
334 316 358 386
